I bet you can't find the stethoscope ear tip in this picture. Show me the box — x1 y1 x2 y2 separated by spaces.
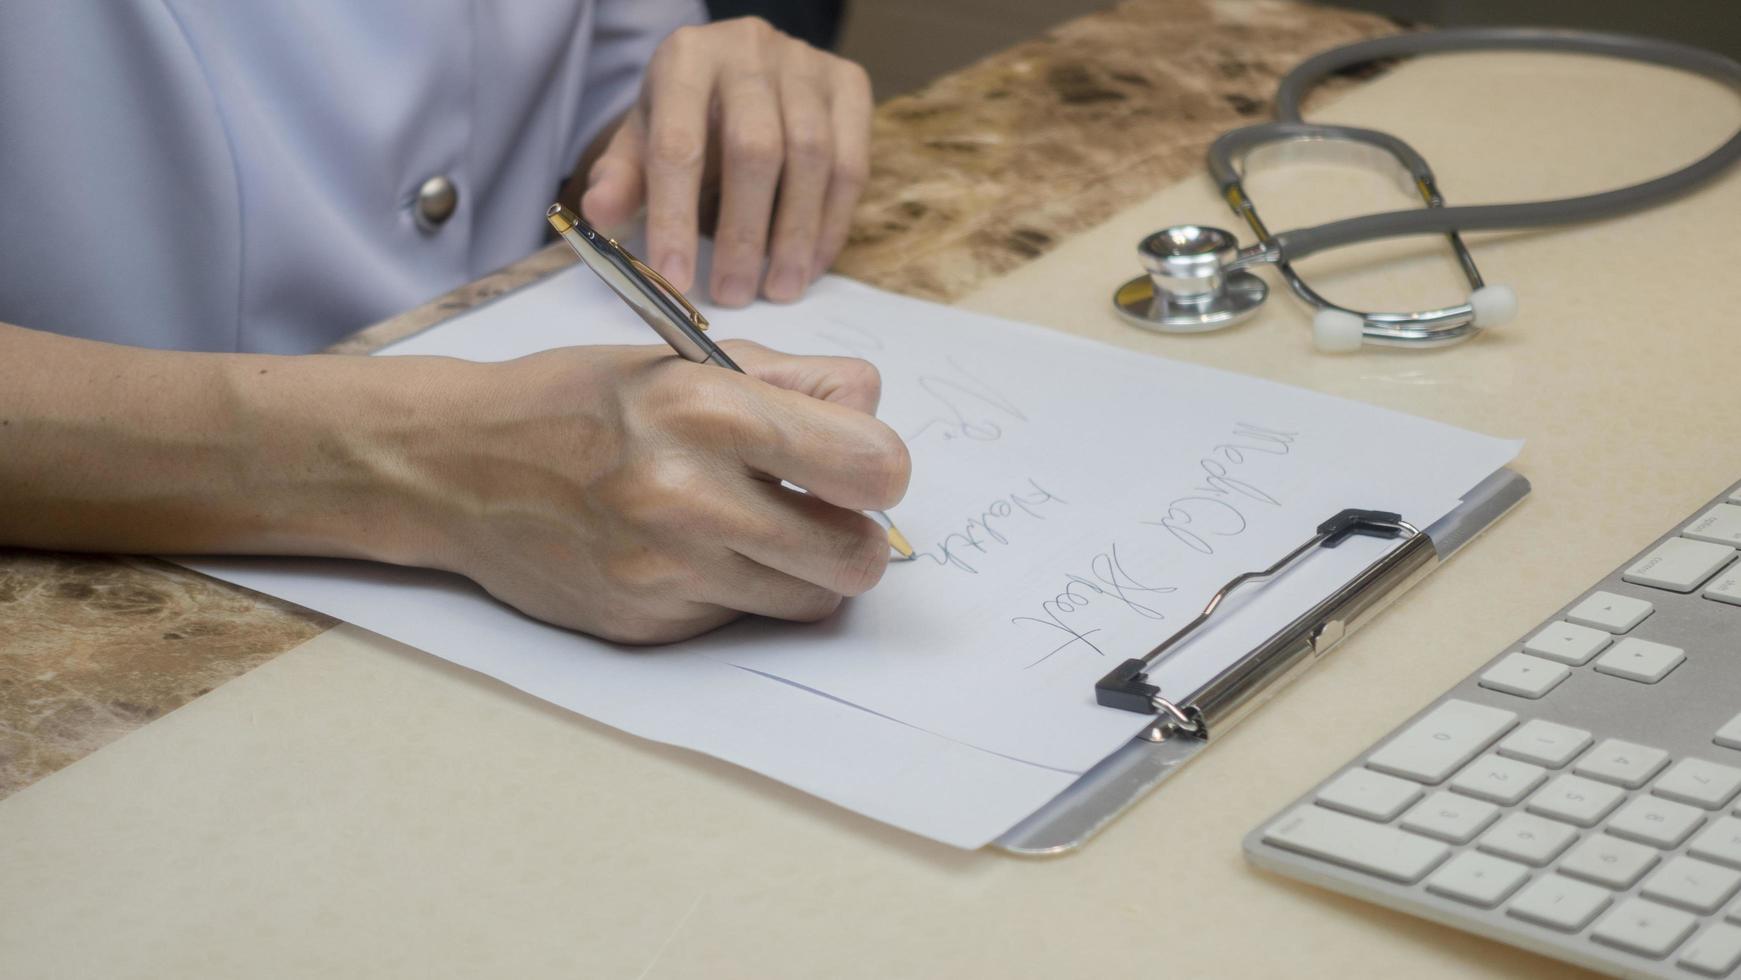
1312 309 1367 353
1470 284 1518 328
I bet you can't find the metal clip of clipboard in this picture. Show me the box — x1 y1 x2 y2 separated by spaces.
993 467 1530 855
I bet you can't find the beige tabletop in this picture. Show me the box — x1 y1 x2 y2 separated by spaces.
5 11 1741 980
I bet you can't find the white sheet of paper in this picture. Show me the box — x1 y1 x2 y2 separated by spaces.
189 267 1518 847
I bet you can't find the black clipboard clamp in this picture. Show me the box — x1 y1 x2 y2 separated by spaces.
994 468 1530 854
1094 508 1417 733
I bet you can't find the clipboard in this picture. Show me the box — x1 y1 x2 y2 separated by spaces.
994 467 1531 854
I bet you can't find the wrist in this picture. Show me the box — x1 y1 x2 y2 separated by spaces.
224 352 486 571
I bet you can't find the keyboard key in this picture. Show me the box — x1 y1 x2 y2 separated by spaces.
1708 569 1741 608
1262 806 1449 883
1527 774 1625 827
1592 897 1698 958
1497 719 1592 768
1655 758 1741 810
1690 817 1741 870
1608 795 1706 848
1718 713 1741 752
1731 897 1741 924
1400 791 1500 844
1560 834 1660 889
1623 537 1736 593
1593 637 1685 683
1449 754 1547 805
1506 874 1612 932
1478 653 1569 699
1315 768 1423 821
1685 504 1741 548
1478 812 1578 866
1522 620 1612 665
1365 699 1516 784
1566 590 1653 633
1576 738 1671 788
1425 851 1530 908
1641 856 1741 914
1680 922 1741 977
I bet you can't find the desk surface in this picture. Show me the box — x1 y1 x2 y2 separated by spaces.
6 2 1741 977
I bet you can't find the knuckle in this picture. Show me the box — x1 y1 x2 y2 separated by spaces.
786 126 831 169
833 524 891 596
833 154 870 190
663 23 702 54
669 389 736 440
835 61 872 100
675 377 779 453
649 129 705 171
612 457 704 532
601 548 685 595
726 128 783 174
716 220 767 252
716 338 769 361
841 357 882 402
862 426 912 506
732 15 776 40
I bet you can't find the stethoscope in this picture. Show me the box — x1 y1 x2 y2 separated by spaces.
1114 28 1741 352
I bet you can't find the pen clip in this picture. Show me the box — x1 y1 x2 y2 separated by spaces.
625 255 710 332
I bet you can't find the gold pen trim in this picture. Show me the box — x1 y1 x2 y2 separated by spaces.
546 204 710 332
625 255 710 332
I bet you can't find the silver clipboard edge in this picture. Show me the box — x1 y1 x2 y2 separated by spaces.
992 467 1532 855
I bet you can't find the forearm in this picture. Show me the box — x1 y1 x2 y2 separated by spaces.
0 322 459 565
0 320 913 643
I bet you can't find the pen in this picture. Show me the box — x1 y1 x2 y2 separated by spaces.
545 203 915 560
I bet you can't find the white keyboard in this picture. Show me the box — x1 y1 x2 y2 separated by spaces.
1247 481 1741 978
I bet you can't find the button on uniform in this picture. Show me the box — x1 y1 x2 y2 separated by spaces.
415 174 459 231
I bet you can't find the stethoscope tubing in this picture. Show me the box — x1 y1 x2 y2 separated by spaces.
1261 27 1741 263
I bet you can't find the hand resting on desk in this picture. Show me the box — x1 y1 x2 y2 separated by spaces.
0 328 909 643
574 16 873 309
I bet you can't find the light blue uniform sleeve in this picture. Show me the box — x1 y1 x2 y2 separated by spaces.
0 0 704 355
0 3 243 351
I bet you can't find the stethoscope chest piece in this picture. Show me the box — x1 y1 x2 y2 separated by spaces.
1114 225 1267 333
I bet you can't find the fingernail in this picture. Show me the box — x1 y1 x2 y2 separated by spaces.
765 265 805 303
655 251 692 291
715 274 753 307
